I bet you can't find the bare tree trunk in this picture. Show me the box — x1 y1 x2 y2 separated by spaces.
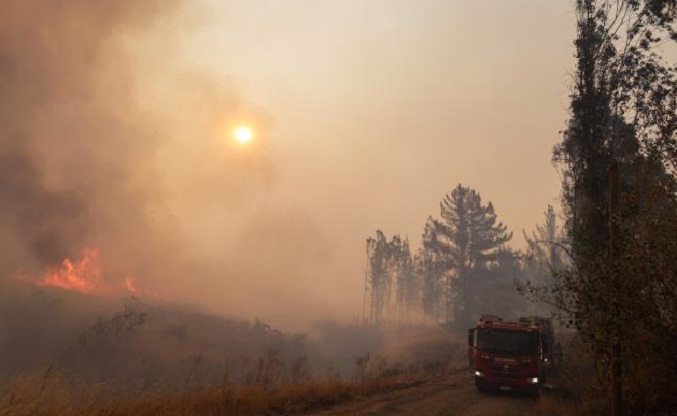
609 163 622 416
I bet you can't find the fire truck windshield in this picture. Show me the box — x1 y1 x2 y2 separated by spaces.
476 328 539 356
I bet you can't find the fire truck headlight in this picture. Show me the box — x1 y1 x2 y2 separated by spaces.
474 371 484 378
528 377 539 384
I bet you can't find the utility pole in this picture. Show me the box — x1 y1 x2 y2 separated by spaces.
609 162 622 416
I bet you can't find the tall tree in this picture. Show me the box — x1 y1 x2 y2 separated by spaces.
552 1 676 413
425 184 512 327
394 237 418 323
521 205 569 314
419 218 452 322
365 231 392 325
364 231 417 325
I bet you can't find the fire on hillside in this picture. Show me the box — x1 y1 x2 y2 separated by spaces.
14 247 143 296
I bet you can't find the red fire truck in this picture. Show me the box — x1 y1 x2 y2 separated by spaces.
467 315 553 398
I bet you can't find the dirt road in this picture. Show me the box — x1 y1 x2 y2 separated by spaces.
303 372 541 416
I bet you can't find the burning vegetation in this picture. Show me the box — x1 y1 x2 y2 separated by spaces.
14 248 143 297
39 248 102 294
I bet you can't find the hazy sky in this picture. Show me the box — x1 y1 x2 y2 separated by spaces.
185 0 575 237
1 0 579 328
173 1 577 321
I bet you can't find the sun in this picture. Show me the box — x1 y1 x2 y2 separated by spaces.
234 125 253 145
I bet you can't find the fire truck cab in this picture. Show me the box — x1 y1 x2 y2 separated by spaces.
467 314 552 398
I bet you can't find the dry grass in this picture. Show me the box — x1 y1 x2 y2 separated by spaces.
112 375 423 416
0 364 436 416
0 325 457 416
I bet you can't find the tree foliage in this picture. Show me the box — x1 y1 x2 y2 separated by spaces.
521 205 569 314
364 185 524 328
421 184 514 327
550 0 677 412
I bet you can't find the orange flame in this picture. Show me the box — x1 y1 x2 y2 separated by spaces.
124 276 141 294
39 247 102 293
14 247 147 297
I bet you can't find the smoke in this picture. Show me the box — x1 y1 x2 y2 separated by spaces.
0 0 350 328
0 1 177 270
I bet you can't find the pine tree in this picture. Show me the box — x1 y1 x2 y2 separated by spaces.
425 184 512 327
419 218 451 322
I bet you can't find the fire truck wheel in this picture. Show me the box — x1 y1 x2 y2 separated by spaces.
531 387 540 400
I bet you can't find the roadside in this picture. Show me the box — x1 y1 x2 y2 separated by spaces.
301 370 539 416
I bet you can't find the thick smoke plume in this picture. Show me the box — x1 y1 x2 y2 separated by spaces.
0 0 182 275
0 0 347 328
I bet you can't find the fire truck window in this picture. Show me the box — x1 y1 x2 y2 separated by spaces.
476 329 538 356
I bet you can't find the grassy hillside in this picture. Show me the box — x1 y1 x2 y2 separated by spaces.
0 279 459 414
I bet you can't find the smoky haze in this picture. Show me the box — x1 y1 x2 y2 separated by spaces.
0 0 577 330
0 0 339 325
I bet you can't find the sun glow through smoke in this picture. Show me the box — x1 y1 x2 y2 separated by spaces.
234 125 253 145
